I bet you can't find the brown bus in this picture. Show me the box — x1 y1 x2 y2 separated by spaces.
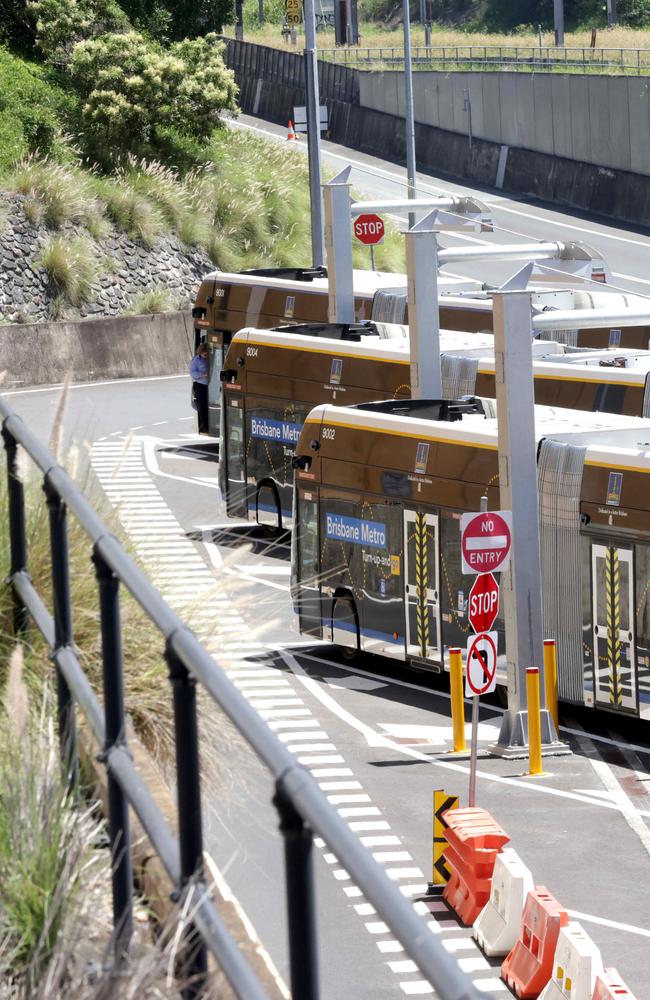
290 399 650 720
218 322 498 526
218 319 650 528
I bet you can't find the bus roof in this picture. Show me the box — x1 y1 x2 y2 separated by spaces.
302 400 650 455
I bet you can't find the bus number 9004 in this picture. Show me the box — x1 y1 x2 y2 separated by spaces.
322 427 336 440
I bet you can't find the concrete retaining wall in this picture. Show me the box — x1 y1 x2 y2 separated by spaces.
226 42 650 229
0 310 194 388
359 70 650 178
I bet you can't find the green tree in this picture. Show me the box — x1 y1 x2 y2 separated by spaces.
69 31 237 162
0 0 36 52
29 0 130 64
119 0 234 39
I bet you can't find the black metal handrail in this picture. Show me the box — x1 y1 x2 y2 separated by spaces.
0 395 489 1000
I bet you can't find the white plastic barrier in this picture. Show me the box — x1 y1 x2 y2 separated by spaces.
472 847 534 957
539 922 604 1000
592 968 638 999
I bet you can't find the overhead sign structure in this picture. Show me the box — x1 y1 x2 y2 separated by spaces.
468 572 499 634
465 631 498 697
353 213 385 246
460 510 512 576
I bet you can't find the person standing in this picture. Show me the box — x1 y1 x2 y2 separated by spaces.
189 341 209 434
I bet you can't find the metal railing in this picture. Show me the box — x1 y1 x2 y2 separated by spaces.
319 43 650 75
0 394 490 1000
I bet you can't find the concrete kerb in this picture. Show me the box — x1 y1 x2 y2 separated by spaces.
0 310 194 388
79 721 289 1000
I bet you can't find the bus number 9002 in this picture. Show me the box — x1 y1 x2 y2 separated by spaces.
322 427 336 440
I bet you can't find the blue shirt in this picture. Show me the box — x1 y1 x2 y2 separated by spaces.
189 354 208 384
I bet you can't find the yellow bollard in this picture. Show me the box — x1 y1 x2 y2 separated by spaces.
449 648 466 753
543 639 559 734
526 668 543 776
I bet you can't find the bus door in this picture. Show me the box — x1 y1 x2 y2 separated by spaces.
591 543 637 712
403 510 441 665
223 395 247 518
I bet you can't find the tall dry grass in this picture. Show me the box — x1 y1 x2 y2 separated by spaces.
8 132 406 283
229 20 650 53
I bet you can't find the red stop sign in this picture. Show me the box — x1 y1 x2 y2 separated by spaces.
468 573 499 634
353 213 385 246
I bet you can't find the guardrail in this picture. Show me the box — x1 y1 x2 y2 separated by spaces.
0 394 490 1000
319 43 650 75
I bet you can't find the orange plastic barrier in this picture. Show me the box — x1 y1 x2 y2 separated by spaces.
442 807 509 925
592 969 637 999
502 887 568 999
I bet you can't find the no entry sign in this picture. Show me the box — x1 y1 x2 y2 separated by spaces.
468 572 499 634
353 214 385 246
465 631 498 697
460 510 512 575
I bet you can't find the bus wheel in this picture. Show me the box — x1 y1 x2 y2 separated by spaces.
256 480 282 535
331 595 360 661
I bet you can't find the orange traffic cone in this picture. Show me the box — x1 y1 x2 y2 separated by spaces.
286 120 297 141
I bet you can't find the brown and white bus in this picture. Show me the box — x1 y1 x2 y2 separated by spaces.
218 322 498 527
290 399 650 719
218 318 650 529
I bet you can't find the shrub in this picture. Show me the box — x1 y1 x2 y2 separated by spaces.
40 234 96 305
69 30 237 165
0 48 77 172
29 0 130 66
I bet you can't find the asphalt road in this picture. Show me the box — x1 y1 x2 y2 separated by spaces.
233 111 650 297
7 133 650 998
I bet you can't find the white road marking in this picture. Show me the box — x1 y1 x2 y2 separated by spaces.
6 373 186 396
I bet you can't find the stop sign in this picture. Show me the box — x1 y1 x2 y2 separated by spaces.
460 510 512 575
353 214 385 246
468 573 499 634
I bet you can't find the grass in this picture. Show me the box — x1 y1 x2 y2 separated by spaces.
0 646 220 997
7 128 406 278
226 17 650 71
0 647 103 988
128 287 181 314
40 235 97 307
0 438 175 758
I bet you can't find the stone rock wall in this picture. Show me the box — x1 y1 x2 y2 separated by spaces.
0 192 214 324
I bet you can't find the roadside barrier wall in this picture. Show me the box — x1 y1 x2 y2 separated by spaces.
359 71 650 178
0 310 194 388
224 37 650 229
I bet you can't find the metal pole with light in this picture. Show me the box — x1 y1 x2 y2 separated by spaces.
304 0 325 267
402 0 417 227
491 265 566 757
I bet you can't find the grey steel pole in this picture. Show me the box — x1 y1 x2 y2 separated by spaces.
402 0 417 227
304 0 325 267
2 428 29 637
44 479 78 788
553 0 564 45
491 285 562 756
404 211 441 398
274 782 320 1000
323 167 355 324
93 552 133 957
258 0 264 24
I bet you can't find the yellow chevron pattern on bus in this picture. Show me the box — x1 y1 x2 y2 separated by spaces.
605 548 623 706
415 511 429 659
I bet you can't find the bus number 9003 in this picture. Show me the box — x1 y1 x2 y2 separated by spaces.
322 427 336 440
